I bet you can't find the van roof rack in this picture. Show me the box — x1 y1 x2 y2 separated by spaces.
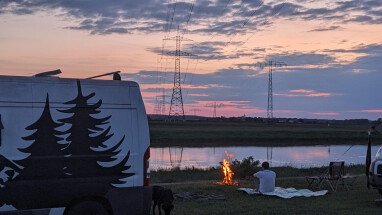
34 69 62 77
86 71 121 80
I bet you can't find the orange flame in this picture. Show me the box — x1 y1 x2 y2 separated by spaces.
224 150 235 159
218 158 238 186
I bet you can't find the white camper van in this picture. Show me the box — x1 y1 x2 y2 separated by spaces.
369 146 382 195
0 75 151 214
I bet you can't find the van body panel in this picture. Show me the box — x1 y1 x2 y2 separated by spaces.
0 76 150 214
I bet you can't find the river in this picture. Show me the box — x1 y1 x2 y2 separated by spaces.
150 144 382 170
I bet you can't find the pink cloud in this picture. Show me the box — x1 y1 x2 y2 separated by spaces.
274 110 304 114
187 100 265 117
312 112 339 116
359 109 382 113
289 89 315 94
140 83 227 91
187 93 209 97
308 93 332 97
276 89 333 97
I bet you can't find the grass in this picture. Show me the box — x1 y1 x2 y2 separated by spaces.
149 121 382 147
151 166 382 214
163 178 381 215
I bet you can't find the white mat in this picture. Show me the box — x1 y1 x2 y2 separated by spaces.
238 187 328 199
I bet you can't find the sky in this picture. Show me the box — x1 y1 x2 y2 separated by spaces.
0 0 381 119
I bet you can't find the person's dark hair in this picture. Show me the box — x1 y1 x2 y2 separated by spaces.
261 161 270 169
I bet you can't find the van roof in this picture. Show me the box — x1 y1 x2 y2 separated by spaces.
0 75 139 87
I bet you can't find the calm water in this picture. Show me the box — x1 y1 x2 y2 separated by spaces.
150 145 382 170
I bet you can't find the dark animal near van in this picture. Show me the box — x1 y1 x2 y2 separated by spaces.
152 186 174 215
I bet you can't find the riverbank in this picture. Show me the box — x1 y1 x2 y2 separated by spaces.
151 166 381 214
149 121 382 147
151 165 364 183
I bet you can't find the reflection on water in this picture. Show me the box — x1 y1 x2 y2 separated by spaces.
169 147 183 167
267 147 273 161
150 145 382 170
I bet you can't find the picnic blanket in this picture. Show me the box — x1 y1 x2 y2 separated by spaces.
238 187 328 199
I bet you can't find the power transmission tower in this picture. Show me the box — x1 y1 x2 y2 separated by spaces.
165 28 194 121
160 87 166 115
190 108 201 116
154 96 161 115
153 74 165 115
213 102 217 118
205 102 224 118
154 88 166 116
256 61 287 119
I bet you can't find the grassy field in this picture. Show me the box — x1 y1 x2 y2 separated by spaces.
152 166 382 215
161 179 381 215
149 121 382 147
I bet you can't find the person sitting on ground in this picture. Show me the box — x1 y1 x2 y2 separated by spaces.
253 161 276 193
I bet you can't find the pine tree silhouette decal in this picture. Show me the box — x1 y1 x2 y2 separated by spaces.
59 80 134 185
15 94 66 180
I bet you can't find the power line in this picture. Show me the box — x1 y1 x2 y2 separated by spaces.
229 1 287 55
168 2 178 36
159 1 178 64
199 0 265 62
202 0 237 42
180 1 195 37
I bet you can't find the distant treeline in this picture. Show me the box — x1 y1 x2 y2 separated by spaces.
149 114 380 125
148 120 382 147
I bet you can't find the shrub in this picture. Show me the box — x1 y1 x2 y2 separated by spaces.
230 156 260 179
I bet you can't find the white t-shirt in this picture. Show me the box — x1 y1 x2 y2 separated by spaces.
254 170 276 193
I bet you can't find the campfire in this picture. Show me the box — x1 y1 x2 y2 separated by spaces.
216 152 238 186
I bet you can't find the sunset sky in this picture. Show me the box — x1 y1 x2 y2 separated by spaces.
0 0 381 119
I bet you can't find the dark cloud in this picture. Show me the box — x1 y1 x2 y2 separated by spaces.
235 50 337 69
279 0 382 25
1 0 381 36
0 0 184 34
322 43 382 54
308 26 342 32
0 0 285 35
344 15 382 24
267 52 335 66
147 40 253 60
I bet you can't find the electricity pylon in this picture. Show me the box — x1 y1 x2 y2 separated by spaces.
165 29 194 121
205 102 224 118
256 61 287 119
190 108 201 116
154 89 166 115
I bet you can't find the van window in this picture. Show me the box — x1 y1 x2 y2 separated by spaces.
376 147 382 160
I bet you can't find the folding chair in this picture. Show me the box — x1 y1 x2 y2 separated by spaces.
306 161 350 191
321 161 346 191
